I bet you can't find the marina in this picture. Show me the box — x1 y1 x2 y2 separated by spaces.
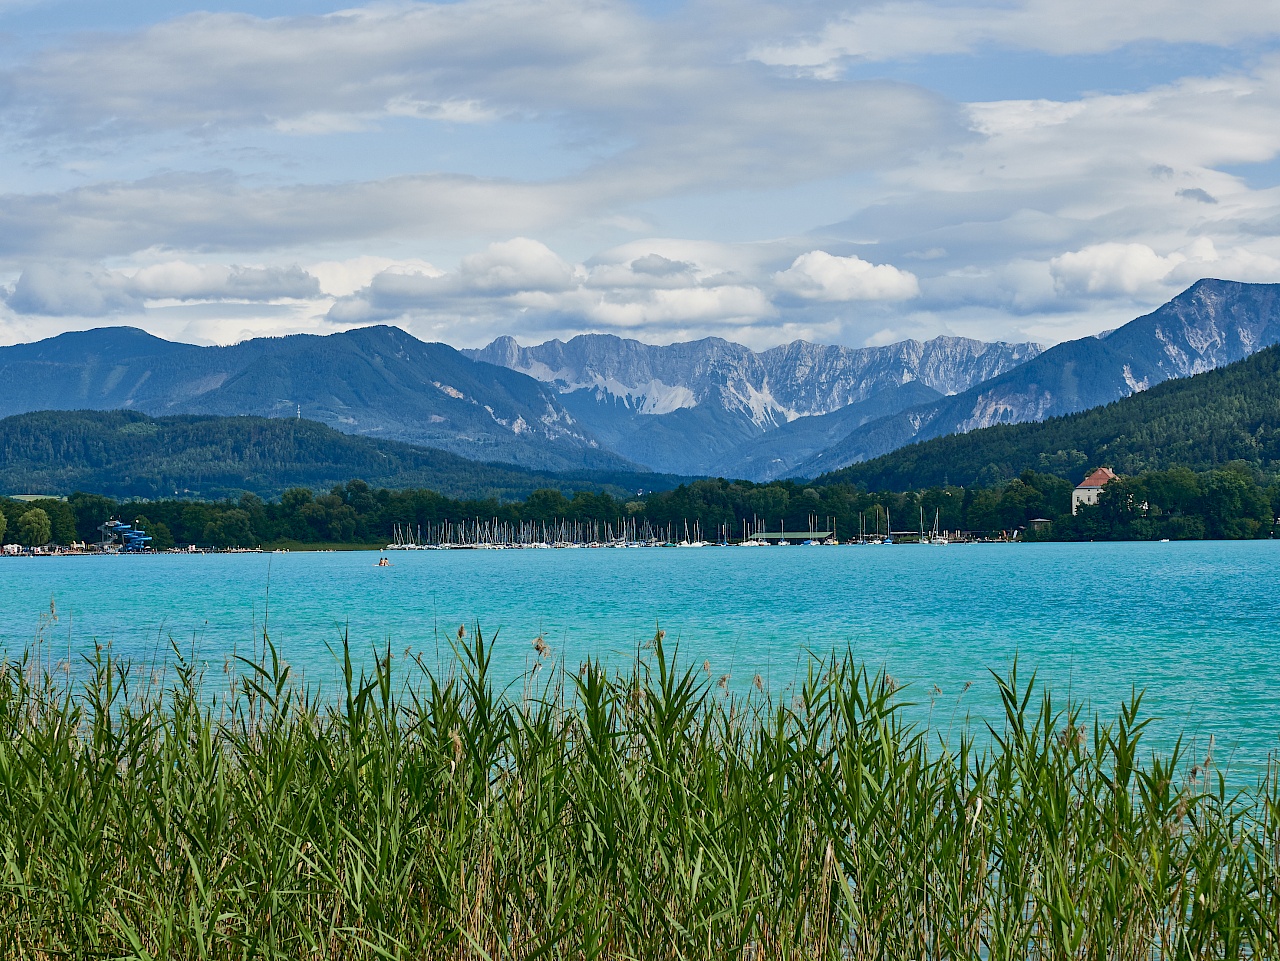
381 513 960 549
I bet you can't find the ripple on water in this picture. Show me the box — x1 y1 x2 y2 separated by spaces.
2 540 1278 775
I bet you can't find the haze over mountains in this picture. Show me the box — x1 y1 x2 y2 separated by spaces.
1 279 1277 486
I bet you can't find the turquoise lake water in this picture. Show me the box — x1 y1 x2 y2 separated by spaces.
2 541 1277 776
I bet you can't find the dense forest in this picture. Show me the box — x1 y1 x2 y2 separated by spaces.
2 464 1275 548
0 410 678 501
819 343 1280 490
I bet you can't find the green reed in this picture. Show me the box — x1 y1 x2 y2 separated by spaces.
1 626 1277 960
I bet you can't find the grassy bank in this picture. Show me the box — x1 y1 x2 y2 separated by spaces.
2 631 1277 959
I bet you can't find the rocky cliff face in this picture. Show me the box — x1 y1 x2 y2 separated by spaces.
469 333 1041 426
467 332 1041 475
797 279 1280 476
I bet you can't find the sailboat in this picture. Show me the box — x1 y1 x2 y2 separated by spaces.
929 508 949 545
677 520 706 547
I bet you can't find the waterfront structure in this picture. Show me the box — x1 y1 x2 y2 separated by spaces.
98 519 153 552
1072 467 1118 515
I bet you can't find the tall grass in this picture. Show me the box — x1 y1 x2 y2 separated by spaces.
1 626 1277 959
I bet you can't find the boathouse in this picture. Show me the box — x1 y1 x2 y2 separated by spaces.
1071 467 1117 515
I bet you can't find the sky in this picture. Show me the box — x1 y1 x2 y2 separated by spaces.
1 0 1280 352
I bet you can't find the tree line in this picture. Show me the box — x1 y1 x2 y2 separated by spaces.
1 465 1276 549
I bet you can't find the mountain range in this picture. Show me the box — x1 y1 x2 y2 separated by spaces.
1 278 1277 485
0 325 630 472
796 279 1280 476
467 334 1040 476
817 340 1280 491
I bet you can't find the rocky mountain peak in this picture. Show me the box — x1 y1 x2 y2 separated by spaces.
469 332 1043 430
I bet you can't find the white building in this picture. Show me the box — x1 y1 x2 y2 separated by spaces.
1071 467 1118 515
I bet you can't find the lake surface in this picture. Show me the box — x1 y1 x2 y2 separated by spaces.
3 541 1277 776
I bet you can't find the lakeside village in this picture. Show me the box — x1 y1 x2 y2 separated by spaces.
2 469 1123 556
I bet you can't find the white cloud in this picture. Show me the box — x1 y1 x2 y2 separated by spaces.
755 0 1280 73
4 0 954 211
308 256 442 298
0 172 580 261
1050 243 1185 296
1049 238 1280 298
774 251 920 301
129 262 319 301
455 238 581 294
323 236 794 341
3 0 1280 349
7 264 137 316
5 260 321 316
553 285 773 329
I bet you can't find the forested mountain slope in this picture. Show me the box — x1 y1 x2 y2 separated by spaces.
0 410 676 500
817 343 1280 491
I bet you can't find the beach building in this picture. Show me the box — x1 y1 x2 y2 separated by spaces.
1072 467 1117 515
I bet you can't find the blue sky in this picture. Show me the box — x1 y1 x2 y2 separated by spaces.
2 0 1279 351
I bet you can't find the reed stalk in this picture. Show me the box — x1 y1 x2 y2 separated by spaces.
1 628 1276 959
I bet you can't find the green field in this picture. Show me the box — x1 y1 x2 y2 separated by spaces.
2 630 1277 959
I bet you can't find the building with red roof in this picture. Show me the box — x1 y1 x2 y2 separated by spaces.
1071 467 1118 515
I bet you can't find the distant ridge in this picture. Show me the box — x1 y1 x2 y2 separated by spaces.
0 410 683 500
817 342 1280 491
798 279 1280 476
468 332 1041 476
0 326 638 473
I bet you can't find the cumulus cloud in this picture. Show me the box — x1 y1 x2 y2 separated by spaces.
7 264 138 317
774 251 920 301
327 237 783 335
1050 243 1186 296
1048 238 1280 297
327 239 578 322
455 238 581 294
5 260 321 316
129 263 319 301
808 56 1280 332
308 256 442 298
